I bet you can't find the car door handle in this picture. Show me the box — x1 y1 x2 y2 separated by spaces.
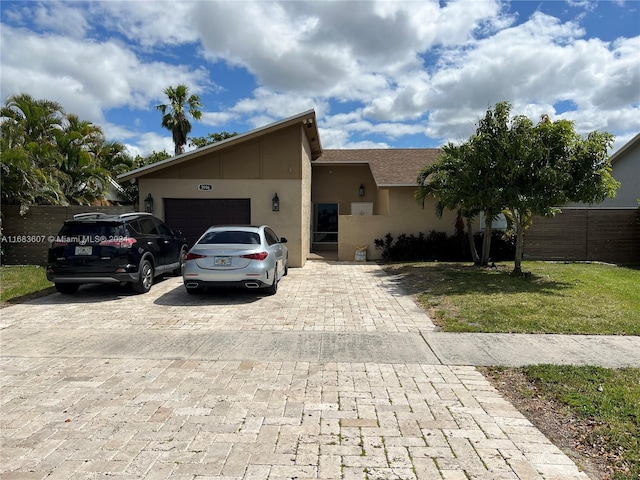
147 242 154 245
164 240 170 244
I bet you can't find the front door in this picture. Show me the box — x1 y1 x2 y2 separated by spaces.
313 203 338 247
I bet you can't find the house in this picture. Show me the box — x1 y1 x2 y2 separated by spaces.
598 132 640 209
117 110 457 267
117 111 639 267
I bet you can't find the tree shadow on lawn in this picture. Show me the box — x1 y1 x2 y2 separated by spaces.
379 262 573 298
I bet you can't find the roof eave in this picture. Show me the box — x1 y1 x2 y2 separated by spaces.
609 132 640 164
378 183 418 188
311 160 370 165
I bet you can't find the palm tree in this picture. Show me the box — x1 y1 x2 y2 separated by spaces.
156 85 202 156
1 94 67 209
1 93 131 208
55 114 112 205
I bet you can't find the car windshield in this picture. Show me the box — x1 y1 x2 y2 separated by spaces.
59 222 123 239
199 231 260 245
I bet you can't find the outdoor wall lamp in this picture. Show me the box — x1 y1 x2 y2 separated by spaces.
272 193 280 212
144 193 154 213
359 183 365 197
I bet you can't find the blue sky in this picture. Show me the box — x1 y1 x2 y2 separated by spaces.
1 0 638 157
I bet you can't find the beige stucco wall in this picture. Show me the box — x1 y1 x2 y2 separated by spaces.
138 178 305 267
311 166 458 261
311 165 377 213
135 125 309 268
300 137 312 266
338 187 459 261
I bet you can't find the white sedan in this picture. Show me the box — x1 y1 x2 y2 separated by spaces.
183 225 288 295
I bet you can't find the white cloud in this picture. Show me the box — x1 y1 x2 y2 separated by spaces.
200 111 237 129
124 132 174 159
0 24 209 125
2 1 90 38
93 1 199 47
32 1 90 38
418 11 640 141
230 88 322 128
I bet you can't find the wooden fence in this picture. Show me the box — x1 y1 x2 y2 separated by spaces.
1 205 134 265
524 208 640 264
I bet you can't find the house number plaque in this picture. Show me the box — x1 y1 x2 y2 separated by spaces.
198 184 212 191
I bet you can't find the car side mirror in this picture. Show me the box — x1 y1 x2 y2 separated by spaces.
280 237 288 243
172 229 183 236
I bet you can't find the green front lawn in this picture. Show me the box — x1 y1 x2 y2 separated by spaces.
0 265 52 303
383 261 640 334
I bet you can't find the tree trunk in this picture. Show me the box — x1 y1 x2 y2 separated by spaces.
481 217 493 265
513 213 524 275
465 216 480 264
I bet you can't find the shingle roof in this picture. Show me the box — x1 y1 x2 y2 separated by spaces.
315 149 440 186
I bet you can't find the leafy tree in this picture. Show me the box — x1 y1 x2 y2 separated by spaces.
500 111 619 273
156 84 202 156
418 101 619 274
465 101 515 264
189 131 238 149
417 104 513 265
117 150 172 204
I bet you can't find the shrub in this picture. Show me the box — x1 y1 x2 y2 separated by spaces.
375 230 515 262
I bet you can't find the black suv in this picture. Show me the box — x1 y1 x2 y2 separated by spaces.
47 212 188 294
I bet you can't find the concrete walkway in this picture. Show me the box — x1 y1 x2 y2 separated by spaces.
2 261 637 479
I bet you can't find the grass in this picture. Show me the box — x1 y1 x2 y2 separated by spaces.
0 265 52 303
487 365 640 480
383 261 640 334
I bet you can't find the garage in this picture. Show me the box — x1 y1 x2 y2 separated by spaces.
164 198 251 246
119 110 320 268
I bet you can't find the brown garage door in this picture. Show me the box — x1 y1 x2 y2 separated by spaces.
164 198 251 246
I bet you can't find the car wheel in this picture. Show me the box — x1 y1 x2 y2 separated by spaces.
55 283 80 294
132 259 154 294
265 267 278 295
173 247 187 276
283 258 288 276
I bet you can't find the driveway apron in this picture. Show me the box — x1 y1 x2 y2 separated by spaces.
1 261 591 479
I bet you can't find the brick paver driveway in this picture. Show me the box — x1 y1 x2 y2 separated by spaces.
1 261 588 479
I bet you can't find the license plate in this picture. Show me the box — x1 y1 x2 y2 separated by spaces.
75 246 92 256
214 256 231 266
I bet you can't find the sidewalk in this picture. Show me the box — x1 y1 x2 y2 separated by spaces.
3 328 639 368
1 261 634 479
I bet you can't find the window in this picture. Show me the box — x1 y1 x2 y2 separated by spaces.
153 219 172 236
264 228 278 246
201 231 260 245
479 212 508 231
138 218 158 235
